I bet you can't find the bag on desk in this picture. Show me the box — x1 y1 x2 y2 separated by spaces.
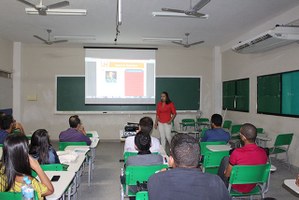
136 181 148 192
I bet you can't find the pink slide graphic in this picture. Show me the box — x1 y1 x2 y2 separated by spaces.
125 70 144 96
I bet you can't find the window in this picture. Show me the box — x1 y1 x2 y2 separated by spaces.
223 78 249 112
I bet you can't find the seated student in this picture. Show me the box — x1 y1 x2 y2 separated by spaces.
0 115 14 144
201 114 230 143
124 116 160 153
0 112 26 135
30 129 60 164
126 132 163 166
148 133 231 200
218 123 268 192
0 134 54 199
59 115 91 145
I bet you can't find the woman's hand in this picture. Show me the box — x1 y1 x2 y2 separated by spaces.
154 122 158 129
29 155 41 172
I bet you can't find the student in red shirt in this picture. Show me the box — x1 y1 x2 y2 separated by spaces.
220 123 268 193
154 91 176 150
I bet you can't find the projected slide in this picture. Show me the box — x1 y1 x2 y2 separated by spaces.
85 48 156 104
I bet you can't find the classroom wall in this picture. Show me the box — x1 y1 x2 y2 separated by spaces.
222 43 299 167
19 44 214 140
0 38 13 109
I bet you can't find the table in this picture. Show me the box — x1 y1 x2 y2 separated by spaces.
39 171 76 200
284 179 299 194
256 134 271 147
206 144 231 152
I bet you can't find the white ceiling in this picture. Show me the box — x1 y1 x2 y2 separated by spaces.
1 0 299 47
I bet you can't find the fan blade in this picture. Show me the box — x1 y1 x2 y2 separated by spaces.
52 39 68 44
47 1 70 9
161 8 185 13
33 35 48 43
193 0 211 11
17 0 36 8
172 41 184 46
188 40 204 46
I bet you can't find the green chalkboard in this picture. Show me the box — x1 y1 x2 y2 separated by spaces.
56 76 200 111
257 74 281 114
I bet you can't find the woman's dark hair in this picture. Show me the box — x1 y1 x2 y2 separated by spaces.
161 91 171 104
0 134 31 191
29 129 51 164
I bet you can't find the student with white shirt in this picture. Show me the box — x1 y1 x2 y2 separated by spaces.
124 116 160 153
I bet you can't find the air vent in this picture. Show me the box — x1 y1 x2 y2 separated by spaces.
0 70 12 79
232 26 299 54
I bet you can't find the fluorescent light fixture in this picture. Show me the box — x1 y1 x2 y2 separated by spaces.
152 12 208 19
143 37 183 42
25 8 87 16
54 35 96 40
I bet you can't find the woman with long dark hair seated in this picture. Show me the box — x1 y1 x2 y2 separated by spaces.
29 129 60 164
0 134 54 199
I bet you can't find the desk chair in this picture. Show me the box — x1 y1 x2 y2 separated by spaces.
269 133 293 168
202 150 229 174
123 152 138 163
257 128 264 134
0 191 38 200
196 118 210 130
180 118 196 131
228 164 271 199
229 124 242 148
121 164 168 200
222 120 232 130
199 141 227 157
136 191 149 200
59 141 87 151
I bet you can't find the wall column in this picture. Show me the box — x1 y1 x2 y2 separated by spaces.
213 46 222 114
13 42 22 121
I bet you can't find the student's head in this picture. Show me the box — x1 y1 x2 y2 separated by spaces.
211 114 223 127
169 133 200 168
30 129 51 164
240 123 257 143
161 91 171 104
69 115 81 128
139 117 153 135
134 131 151 153
0 114 14 132
1 134 31 191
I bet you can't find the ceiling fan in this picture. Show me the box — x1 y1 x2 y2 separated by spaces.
161 0 210 18
34 29 68 45
17 0 69 15
172 33 204 48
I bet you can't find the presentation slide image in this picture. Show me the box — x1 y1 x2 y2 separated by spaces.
125 70 144 97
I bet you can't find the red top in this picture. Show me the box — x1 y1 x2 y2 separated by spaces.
229 143 268 193
156 101 176 123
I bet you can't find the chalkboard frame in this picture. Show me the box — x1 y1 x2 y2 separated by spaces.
55 75 201 113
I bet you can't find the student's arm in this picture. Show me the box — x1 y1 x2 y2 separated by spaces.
168 103 177 124
29 156 54 196
224 163 233 178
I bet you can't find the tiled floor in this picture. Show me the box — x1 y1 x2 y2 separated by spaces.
52 141 299 200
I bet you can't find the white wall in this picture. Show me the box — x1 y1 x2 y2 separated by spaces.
19 44 214 141
0 38 13 109
222 43 299 167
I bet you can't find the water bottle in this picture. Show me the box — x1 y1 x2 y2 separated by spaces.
22 176 34 200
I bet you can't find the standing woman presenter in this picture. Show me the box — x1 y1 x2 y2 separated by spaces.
154 91 177 150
